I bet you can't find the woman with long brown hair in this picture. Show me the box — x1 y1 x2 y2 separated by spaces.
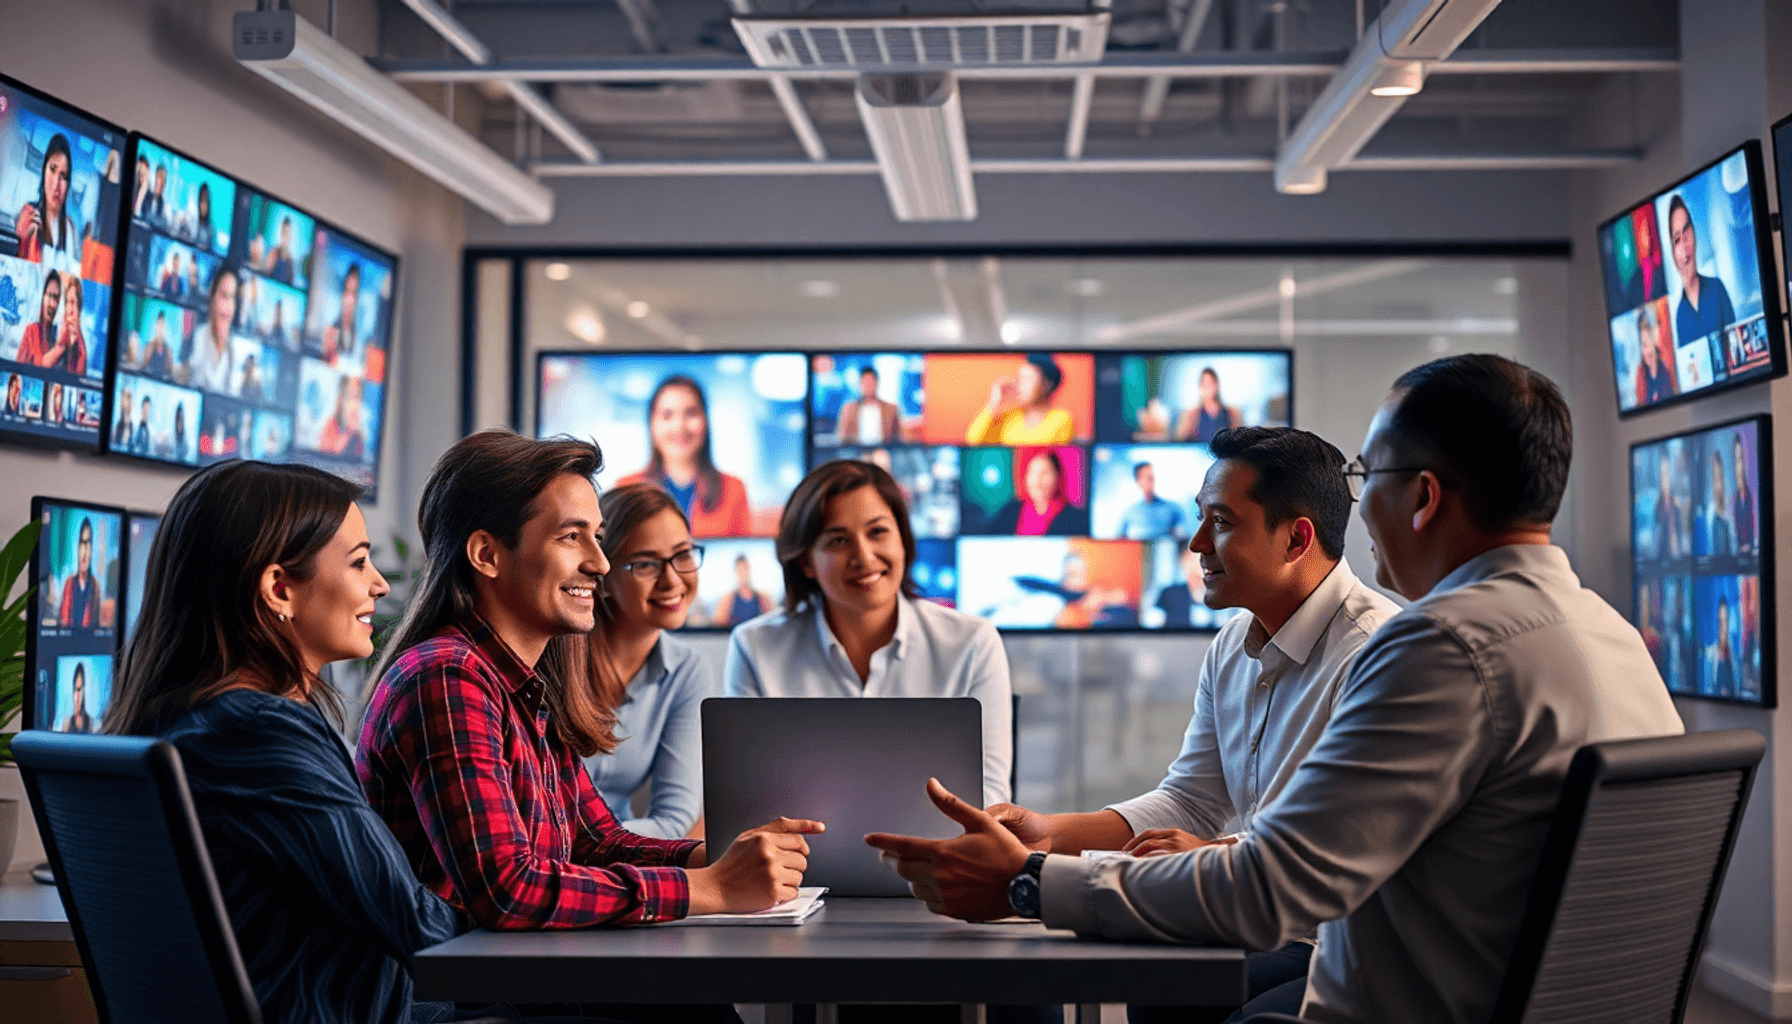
579 482 715 839
103 460 465 1024
358 429 817 953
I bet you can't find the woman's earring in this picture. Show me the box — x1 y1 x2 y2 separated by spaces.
278 613 288 622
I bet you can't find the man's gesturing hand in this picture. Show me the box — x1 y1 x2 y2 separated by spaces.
984 802 1052 852
1121 828 1235 858
864 778 1033 921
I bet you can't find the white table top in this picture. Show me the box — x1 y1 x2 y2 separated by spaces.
0 869 72 943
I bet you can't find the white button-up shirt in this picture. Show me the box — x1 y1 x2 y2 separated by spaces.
1041 545 1685 1024
723 595 1014 805
1109 558 1399 839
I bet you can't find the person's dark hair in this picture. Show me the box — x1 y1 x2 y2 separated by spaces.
1387 354 1572 531
580 482 691 751
643 375 724 514
776 460 919 614
1133 461 1152 481
40 269 60 310
1667 194 1692 234
860 366 878 381
73 662 85 686
105 460 362 736
38 133 71 241
208 265 237 311
371 429 613 757
1022 448 1068 506
1210 427 1352 560
1024 352 1063 395
196 182 211 229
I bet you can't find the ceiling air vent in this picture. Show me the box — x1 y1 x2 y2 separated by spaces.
735 13 1109 70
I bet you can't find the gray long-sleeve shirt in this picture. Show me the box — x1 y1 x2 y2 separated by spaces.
1041 544 1685 1024
1108 558 1399 839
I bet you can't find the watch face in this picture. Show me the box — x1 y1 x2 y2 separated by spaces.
1008 873 1041 918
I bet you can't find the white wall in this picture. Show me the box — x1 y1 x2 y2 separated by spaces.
0 0 469 870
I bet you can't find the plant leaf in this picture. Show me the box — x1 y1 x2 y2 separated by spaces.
0 519 43 602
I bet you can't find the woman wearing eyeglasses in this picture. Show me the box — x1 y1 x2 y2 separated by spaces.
578 482 717 840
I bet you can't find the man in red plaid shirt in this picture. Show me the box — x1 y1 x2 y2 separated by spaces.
358 430 818 938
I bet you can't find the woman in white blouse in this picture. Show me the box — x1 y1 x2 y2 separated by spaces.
724 459 1013 805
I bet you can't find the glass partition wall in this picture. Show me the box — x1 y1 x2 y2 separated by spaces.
468 251 1570 813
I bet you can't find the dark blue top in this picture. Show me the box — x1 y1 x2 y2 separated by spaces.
157 690 463 1024
1674 273 1736 348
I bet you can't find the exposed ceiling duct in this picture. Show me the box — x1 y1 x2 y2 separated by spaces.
857 73 978 222
232 8 554 224
1274 0 1503 194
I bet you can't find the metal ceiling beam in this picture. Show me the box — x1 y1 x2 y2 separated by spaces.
530 149 1641 177
726 0 825 161
374 47 1677 84
1064 72 1096 159
398 0 601 163
614 0 665 54
1138 0 1213 134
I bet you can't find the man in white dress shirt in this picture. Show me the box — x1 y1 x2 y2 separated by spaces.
982 426 1399 1022
868 354 1683 1024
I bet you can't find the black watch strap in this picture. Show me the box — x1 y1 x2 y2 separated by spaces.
1008 852 1048 919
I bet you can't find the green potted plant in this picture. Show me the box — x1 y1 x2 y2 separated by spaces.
0 518 44 870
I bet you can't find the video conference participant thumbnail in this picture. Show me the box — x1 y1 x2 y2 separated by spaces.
0 260 110 382
830 446 961 537
1089 444 1212 541
244 194 315 289
811 352 923 446
959 537 1144 630
921 352 1094 446
112 372 202 465
0 82 123 282
960 445 1090 536
1095 351 1292 444
31 500 123 733
537 351 808 537
132 139 236 257
305 230 390 384
687 538 782 629
1142 539 1243 631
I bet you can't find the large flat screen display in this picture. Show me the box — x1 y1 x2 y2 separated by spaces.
121 509 161 643
537 346 1288 632
1631 416 1775 706
25 496 124 733
108 135 395 492
0 75 124 450
1600 142 1785 415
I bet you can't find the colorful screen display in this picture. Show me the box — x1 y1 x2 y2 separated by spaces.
27 497 124 732
0 75 124 449
537 347 1285 631
109 135 395 491
1600 142 1785 414
1631 417 1774 706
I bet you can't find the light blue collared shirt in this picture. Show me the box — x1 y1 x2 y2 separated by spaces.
581 633 716 839
723 595 1013 805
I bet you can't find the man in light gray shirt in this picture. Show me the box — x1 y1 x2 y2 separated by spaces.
985 426 1398 1021
868 355 1683 1024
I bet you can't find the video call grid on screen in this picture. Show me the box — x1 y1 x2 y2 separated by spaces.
1598 140 1786 417
1629 415 1776 708
534 346 1288 634
0 73 127 452
104 132 398 497
26 496 128 735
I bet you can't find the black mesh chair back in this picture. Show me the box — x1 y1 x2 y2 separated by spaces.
14 730 262 1024
1491 728 1765 1024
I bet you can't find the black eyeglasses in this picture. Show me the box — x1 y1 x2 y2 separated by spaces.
614 545 705 581
1342 456 1433 501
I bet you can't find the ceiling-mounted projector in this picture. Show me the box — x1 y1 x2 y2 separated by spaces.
233 8 554 225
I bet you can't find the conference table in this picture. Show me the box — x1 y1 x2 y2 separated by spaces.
414 897 1248 1023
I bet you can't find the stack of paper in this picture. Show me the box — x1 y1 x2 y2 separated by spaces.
660 887 828 927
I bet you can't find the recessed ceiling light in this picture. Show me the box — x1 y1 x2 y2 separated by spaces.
1493 277 1518 295
1429 335 1451 353
1369 61 1425 98
627 300 651 319
800 279 840 299
565 306 604 344
1278 275 1297 298
1000 321 1023 344
544 262 571 281
1069 278 1103 297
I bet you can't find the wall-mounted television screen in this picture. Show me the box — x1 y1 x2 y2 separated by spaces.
0 74 125 450
25 496 125 733
1630 416 1775 706
108 134 395 493
1771 113 1792 332
536 346 1287 632
1599 141 1785 415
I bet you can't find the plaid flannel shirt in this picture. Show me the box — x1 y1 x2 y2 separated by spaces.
356 616 701 929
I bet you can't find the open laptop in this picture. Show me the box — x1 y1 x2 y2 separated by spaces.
702 697 984 897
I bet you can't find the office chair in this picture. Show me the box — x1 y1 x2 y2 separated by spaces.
14 730 264 1024
1242 727 1765 1024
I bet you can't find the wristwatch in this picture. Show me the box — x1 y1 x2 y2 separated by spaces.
1007 851 1048 919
